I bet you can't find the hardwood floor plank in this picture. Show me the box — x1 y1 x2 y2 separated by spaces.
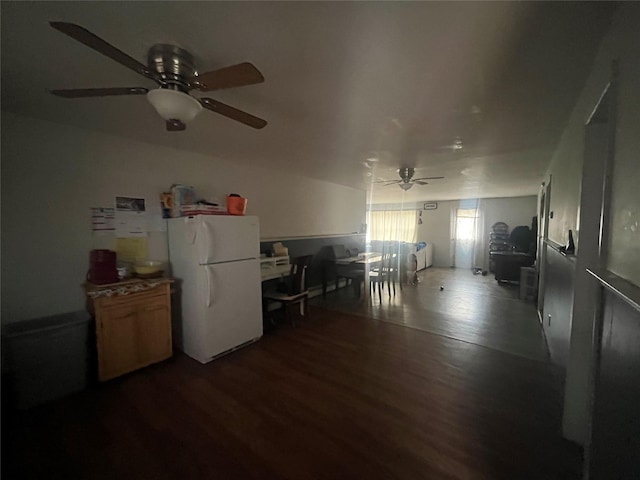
313 267 549 362
3 306 578 480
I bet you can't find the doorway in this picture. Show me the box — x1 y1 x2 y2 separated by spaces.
454 208 479 269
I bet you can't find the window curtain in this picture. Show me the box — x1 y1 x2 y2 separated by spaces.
452 205 484 268
369 210 418 243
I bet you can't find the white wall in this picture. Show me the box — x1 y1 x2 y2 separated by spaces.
1 112 366 323
373 195 536 269
545 5 640 289
417 200 455 267
416 196 536 268
605 11 640 286
541 4 640 446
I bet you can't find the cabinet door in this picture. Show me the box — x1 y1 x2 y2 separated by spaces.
136 295 172 366
98 304 139 381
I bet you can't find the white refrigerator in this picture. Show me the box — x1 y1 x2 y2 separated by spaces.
167 215 263 364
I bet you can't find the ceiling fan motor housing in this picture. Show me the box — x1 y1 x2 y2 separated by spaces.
147 44 197 93
399 167 415 183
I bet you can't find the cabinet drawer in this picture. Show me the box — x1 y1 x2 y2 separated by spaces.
95 286 168 310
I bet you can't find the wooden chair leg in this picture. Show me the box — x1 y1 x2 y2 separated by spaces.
378 282 382 302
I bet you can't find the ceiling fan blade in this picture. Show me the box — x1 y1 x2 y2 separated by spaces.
50 87 149 98
50 22 158 82
412 176 445 181
166 119 186 132
414 180 429 185
190 63 264 91
373 179 401 184
199 98 267 129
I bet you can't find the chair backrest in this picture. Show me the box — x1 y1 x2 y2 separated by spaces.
509 226 532 252
290 255 313 294
381 249 394 272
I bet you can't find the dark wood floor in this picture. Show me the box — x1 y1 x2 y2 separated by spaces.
314 267 549 362
3 307 579 480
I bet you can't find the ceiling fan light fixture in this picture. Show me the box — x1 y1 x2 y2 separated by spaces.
147 89 202 123
399 183 414 191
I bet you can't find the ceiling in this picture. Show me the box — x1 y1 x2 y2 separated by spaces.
1 1 617 204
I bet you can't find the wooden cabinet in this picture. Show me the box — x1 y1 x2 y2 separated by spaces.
85 279 173 381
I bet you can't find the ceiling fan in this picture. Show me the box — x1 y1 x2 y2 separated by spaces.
374 167 444 191
48 22 267 131
435 136 465 152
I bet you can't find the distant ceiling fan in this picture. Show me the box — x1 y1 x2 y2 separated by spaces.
48 22 267 131
435 136 464 152
374 167 444 191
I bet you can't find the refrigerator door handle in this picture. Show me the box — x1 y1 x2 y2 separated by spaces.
206 266 213 307
202 220 214 264
184 217 198 244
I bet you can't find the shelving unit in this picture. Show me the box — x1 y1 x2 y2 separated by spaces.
260 256 291 281
489 222 510 272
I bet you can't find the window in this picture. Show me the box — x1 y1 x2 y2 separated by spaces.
455 208 479 241
368 210 418 243
453 207 481 269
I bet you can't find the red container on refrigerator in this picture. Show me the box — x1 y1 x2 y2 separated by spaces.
226 194 247 216
88 249 118 284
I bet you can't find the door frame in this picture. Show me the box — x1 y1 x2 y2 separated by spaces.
561 61 618 460
537 176 552 320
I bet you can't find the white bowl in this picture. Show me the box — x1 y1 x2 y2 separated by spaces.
134 260 163 275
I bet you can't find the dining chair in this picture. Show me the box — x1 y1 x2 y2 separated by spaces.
386 248 403 292
263 255 313 326
369 249 392 301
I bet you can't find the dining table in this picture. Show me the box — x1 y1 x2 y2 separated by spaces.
322 252 383 299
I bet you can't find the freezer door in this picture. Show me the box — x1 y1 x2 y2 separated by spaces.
202 258 262 359
198 215 259 264
168 215 260 266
